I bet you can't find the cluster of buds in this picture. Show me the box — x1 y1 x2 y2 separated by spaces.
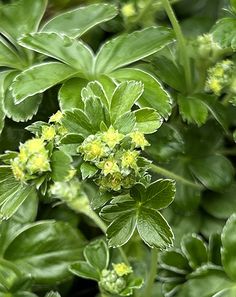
11 138 50 182
99 263 133 295
40 111 67 145
197 34 222 61
78 126 150 192
205 60 235 96
49 178 90 213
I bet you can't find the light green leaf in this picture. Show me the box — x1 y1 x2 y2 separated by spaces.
181 234 208 269
59 133 84 156
19 33 94 74
221 214 236 281
62 108 93 137
111 68 172 119
51 150 72 182
178 95 208 126
110 81 143 122
113 112 136 134
231 0 236 12
81 81 109 109
59 78 88 111
135 108 162 134
107 211 137 247
97 75 117 101
80 162 98 180
213 287 236 297
137 207 173 249
45 292 61 297
190 155 234 191
202 183 236 219
144 179 176 210
5 221 85 285
212 18 236 49
0 72 8 133
95 27 174 74
0 0 47 41
0 37 22 69
84 240 109 272
11 62 77 103
69 261 100 281
84 96 107 131
42 3 118 38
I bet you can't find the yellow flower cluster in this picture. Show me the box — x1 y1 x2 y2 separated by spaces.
78 126 150 192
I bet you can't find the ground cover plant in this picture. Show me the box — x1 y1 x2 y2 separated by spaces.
0 0 236 296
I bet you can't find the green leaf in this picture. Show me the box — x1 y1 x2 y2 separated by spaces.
19 33 94 74
51 150 72 182
5 221 85 285
213 287 236 297
178 95 208 126
212 18 236 49
110 81 143 122
209 233 222 266
62 108 93 137
59 133 84 156
84 96 107 131
137 207 173 249
134 108 162 134
95 27 174 74
0 37 22 69
0 259 24 291
59 78 88 111
11 62 77 103
181 234 208 269
69 261 100 281
160 250 191 274
80 162 98 180
0 0 47 41
113 112 136 134
82 81 109 110
84 240 109 272
231 0 236 12
111 68 172 119
42 3 118 38
221 214 236 281
0 72 8 133
106 211 137 247
144 179 176 210
202 183 236 219
190 155 234 191
45 292 61 297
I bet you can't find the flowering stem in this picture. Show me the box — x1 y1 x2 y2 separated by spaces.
142 248 158 297
160 0 192 92
150 163 203 190
83 208 130 266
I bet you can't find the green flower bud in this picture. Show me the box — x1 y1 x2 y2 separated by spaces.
113 263 133 277
129 131 149 150
102 126 124 149
41 125 56 141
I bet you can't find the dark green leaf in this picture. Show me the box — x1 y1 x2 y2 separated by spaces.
137 207 173 249
19 33 94 73
5 221 85 285
42 3 118 38
84 240 109 272
95 27 174 74
80 162 98 180
110 81 143 122
112 68 172 120
181 234 208 269
59 78 88 111
45 292 61 297
178 95 208 126
190 155 234 191
160 250 191 274
51 150 72 182
69 261 100 281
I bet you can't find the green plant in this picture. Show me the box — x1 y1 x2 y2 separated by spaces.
0 0 236 296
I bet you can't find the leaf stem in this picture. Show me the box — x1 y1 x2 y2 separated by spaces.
150 163 203 190
160 0 192 92
142 248 158 297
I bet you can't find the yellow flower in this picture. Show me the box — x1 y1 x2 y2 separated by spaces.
102 127 124 149
121 3 136 18
41 125 56 141
11 159 24 181
100 158 120 176
113 263 133 277
207 78 222 95
129 131 149 149
18 148 28 163
49 111 63 123
81 139 106 161
121 150 139 169
26 153 50 174
23 138 45 154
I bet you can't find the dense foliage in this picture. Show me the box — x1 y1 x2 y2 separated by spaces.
0 0 236 296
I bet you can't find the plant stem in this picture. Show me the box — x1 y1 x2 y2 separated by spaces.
160 0 192 92
85 208 130 266
142 248 158 297
150 163 203 190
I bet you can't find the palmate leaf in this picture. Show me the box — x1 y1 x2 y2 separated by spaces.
42 3 118 38
211 18 236 49
94 27 174 74
4 220 86 285
0 0 47 41
19 33 94 74
11 62 77 103
111 68 172 120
